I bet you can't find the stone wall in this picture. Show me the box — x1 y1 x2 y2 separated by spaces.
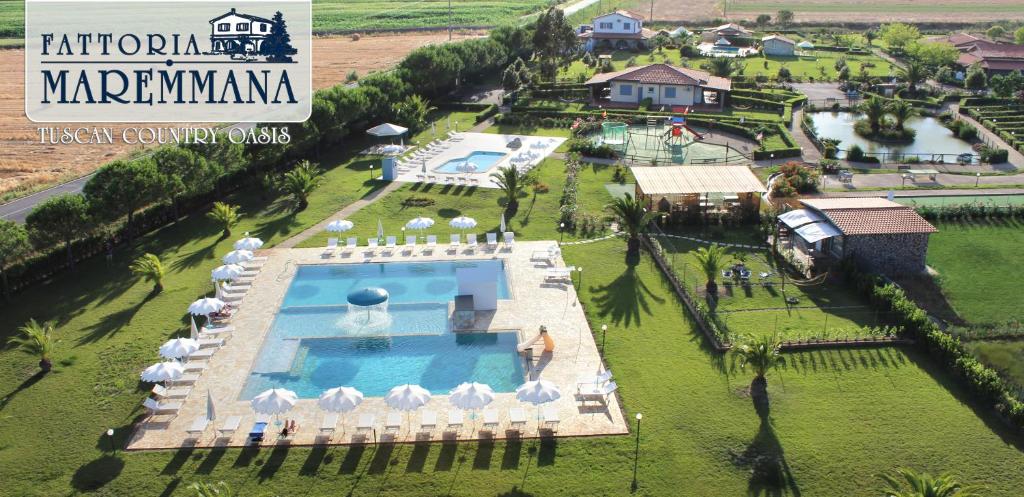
844 233 931 276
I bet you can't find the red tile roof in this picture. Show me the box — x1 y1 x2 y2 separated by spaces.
799 198 937 235
584 63 731 91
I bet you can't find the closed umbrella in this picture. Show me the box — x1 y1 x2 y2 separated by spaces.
499 213 506 234
376 218 385 241
516 380 562 426
326 219 354 233
190 316 200 339
405 217 435 231
251 388 297 425
158 337 199 359
222 249 254 265
188 297 225 316
211 264 244 281
449 216 477 230
141 361 184 382
318 386 364 430
206 390 217 421
233 232 264 251
385 384 431 437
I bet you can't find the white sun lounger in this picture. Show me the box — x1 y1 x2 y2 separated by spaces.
151 384 191 399
189 348 216 360
531 246 561 263
449 234 461 252
356 413 375 432
218 415 242 436
186 417 209 436
503 232 515 249
182 361 207 372
197 337 224 349
168 373 200 385
143 397 182 415
385 236 397 253
320 413 339 434
201 324 234 336
425 235 437 253
342 237 357 256
385 412 402 432
366 238 379 255
405 235 417 253
508 408 527 431
466 234 478 253
578 381 618 401
446 409 464 432
577 370 613 386
541 406 560 429
322 237 338 257
482 408 499 431
420 410 437 432
486 232 498 249
544 266 576 282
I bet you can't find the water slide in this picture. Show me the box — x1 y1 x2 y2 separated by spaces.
517 329 555 353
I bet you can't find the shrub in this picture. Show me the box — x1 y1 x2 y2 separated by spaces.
625 56 638 67
566 137 617 158
770 161 820 196
979 145 1009 163
846 143 866 161
401 196 435 207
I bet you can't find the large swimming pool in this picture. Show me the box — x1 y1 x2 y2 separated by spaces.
435 151 507 174
240 260 523 399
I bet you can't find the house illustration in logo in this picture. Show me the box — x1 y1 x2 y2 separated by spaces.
209 8 298 62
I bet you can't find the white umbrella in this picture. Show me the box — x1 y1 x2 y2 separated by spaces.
158 337 200 359
211 264 245 281
326 219 354 232
188 297 225 316
207 390 217 421
385 384 431 437
405 217 435 230
319 386 364 429
499 213 506 233
449 382 495 411
449 216 477 230
222 249 254 265
140 361 184 382
233 233 264 251
516 380 562 425
377 218 385 240
251 388 297 424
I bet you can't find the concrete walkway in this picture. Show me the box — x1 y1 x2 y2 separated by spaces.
791 105 822 163
810 187 1024 198
277 181 403 249
821 172 1024 191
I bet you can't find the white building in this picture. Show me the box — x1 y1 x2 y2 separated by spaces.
584 63 731 109
209 8 275 55
578 10 655 51
762 35 796 56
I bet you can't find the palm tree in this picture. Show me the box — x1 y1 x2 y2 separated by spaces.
490 165 533 213
191 481 234 497
693 243 729 294
206 202 240 238
878 468 982 497
861 96 889 132
393 94 437 133
280 160 324 210
709 57 739 78
732 334 783 397
9 318 57 373
887 98 916 130
604 193 658 257
130 253 166 293
897 62 928 93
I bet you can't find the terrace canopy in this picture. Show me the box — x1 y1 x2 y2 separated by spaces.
366 123 408 146
631 165 766 216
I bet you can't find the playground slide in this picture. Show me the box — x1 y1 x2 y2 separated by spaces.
681 124 704 140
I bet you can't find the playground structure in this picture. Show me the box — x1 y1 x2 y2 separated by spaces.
597 116 707 165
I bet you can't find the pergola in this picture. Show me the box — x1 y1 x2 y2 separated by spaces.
631 165 766 220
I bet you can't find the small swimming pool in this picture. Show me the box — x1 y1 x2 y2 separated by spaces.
240 260 522 399
435 151 507 174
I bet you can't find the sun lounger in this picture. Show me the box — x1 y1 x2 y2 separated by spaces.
482 409 500 432
385 412 402 432
446 409 464 433
503 232 515 248
449 234 461 252
444 176 454 185
385 236 397 253
320 413 339 434
405 235 417 253
577 370 613 386
420 410 437 432
248 421 268 443
167 373 200 385
322 237 338 257
356 413 375 433
486 233 498 249
186 417 209 436
189 348 216 360
143 397 182 415
531 246 560 263
416 174 426 182
366 238 379 255
425 235 437 253
578 381 618 402
197 337 224 349
508 408 527 431
218 415 242 436
201 324 233 336
342 237 357 256
427 175 438 182
152 384 191 399
541 406 560 429
466 234 478 253
544 266 576 282
182 361 207 372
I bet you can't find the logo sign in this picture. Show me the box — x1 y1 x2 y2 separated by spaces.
25 0 312 122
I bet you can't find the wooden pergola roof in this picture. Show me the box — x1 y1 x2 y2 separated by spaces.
631 166 766 195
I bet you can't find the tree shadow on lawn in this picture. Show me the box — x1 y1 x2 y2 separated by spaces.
76 294 151 344
170 239 219 272
0 370 46 411
589 263 665 328
71 454 125 491
732 395 802 497
257 444 291 482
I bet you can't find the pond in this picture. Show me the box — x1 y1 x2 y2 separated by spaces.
809 111 976 160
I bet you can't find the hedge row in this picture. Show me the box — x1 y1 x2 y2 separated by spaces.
840 258 1024 429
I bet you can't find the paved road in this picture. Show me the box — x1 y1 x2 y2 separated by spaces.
0 173 94 223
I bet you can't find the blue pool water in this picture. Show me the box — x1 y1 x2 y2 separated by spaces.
434 151 507 174
240 260 521 399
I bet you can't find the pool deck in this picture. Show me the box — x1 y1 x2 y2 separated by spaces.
125 241 628 450
393 132 565 188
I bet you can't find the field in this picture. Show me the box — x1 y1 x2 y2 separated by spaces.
0 32 483 200
2 125 1024 494
725 0 1024 23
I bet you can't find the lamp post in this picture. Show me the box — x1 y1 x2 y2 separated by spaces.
770 153 775 167
106 428 115 453
631 413 643 491
601 324 608 351
577 266 584 290
976 172 981 187
559 222 565 243
369 164 375 180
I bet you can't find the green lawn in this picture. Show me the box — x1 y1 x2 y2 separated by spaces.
653 229 882 341
964 339 1024 392
730 1 1024 14
927 219 1024 325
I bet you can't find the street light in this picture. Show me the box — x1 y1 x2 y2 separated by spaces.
106 428 115 453
369 164 375 179
976 172 981 187
631 413 643 491
559 222 566 243
601 324 608 351
577 266 584 289
770 153 775 168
